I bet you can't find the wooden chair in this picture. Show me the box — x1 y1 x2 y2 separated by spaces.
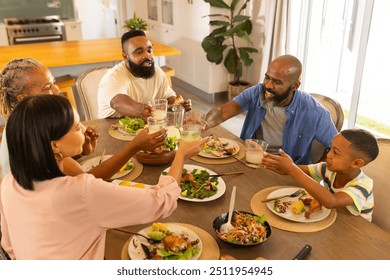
310 93 345 163
362 138 390 232
56 75 77 110
76 66 111 120
161 66 175 87
310 93 344 131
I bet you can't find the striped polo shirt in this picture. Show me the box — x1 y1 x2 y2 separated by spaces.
308 162 374 221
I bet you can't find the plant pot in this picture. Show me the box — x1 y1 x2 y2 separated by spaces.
228 81 251 101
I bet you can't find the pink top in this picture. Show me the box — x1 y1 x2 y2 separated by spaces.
0 173 180 259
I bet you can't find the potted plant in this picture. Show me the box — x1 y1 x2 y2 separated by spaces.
123 12 148 31
201 0 258 99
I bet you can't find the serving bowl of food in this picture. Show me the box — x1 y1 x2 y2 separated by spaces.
134 121 180 165
134 149 177 165
212 211 271 246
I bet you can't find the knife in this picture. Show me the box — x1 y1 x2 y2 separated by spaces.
209 171 244 177
293 244 312 260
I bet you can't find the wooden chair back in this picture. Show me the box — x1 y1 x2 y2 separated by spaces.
362 138 390 232
76 66 111 120
310 93 345 163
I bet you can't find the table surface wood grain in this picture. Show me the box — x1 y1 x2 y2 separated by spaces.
82 118 390 260
0 38 180 69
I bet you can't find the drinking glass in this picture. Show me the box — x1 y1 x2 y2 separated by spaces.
147 116 167 134
148 99 168 120
181 110 206 142
245 139 268 168
167 105 185 139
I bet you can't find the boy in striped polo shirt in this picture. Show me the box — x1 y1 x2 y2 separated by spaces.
262 128 379 221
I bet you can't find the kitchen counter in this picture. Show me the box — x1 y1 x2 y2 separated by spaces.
0 37 181 69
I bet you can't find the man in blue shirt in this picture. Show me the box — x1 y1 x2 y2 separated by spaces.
205 55 337 164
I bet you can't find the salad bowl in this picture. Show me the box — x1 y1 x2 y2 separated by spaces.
133 125 179 165
134 149 177 165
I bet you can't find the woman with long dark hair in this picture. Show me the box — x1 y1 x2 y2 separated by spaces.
0 94 206 259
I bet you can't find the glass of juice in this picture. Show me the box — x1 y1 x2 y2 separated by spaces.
147 116 167 134
181 110 206 142
148 99 168 120
245 139 268 168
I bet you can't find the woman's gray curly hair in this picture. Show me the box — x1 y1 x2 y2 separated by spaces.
0 58 42 121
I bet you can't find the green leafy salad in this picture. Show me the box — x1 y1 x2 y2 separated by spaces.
118 117 145 134
178 168 219 199
163 136 178 150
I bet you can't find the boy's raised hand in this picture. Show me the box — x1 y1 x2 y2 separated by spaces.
262 149 296 175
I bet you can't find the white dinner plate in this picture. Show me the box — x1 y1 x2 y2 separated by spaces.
111 180 149 189
265 187 331 223
80 155 133 180
162 164 226 202
198 137 240 159
118 126 137 136
128 223 202 260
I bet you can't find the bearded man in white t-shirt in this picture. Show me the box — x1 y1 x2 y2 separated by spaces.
98 30 191 119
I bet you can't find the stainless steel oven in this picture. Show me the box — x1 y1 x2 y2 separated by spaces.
3 15 64 45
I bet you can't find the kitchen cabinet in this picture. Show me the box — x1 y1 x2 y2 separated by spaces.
147 0 175 30
145 0 177 47
0 25 9 46
134 0 226 95
166 0 226 95
63 20 82 41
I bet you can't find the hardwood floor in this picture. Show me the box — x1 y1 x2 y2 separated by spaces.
172 81 246 138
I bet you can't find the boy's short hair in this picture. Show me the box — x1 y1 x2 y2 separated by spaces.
340 128 379 164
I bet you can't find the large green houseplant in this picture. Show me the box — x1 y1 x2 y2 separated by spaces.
123 12 148 31
201 0 257 97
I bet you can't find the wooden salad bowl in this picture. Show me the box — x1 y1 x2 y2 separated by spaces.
134 149 177 165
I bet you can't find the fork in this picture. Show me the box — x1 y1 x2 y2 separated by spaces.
225 153 244 163
261 189 302 203
112 228 161 244
209 171 244 177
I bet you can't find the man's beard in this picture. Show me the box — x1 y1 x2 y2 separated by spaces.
127 59 155 79
263 85 292 107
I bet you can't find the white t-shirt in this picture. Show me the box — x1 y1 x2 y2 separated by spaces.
97 61 176 118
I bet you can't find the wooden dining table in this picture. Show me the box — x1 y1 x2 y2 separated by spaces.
81 118 390 260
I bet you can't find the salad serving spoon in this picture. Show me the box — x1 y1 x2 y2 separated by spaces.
219 186 237 234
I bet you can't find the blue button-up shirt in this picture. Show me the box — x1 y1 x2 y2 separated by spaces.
234 83 337 164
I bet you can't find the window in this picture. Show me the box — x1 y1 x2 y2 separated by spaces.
296 0 389 137
356 0 390 136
